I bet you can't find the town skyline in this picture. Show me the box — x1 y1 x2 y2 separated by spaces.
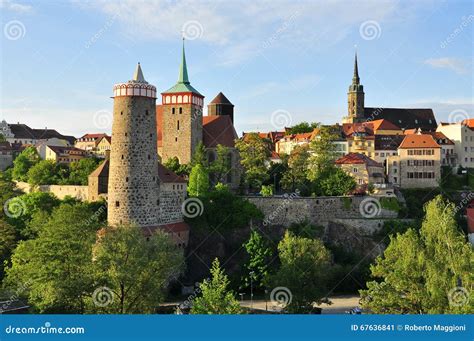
1 0 472 137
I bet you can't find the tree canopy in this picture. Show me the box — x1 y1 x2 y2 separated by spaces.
235 133 270 191
191 258 243 314
360 195 473 314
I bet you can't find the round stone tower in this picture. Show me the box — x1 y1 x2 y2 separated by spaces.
108 63 160 227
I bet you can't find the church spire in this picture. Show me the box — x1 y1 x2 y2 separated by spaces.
178 38 190 84
352 52 360 85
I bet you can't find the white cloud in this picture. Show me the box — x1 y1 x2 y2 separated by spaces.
76 0 406 66
0 0 33 13
424 57 469 75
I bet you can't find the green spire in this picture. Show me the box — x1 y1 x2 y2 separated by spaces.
178 38 190 84
352 52 360 85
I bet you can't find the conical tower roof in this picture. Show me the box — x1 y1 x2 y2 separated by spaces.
133 62 147 83
209 92 233 105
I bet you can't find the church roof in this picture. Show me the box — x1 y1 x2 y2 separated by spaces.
9 123 76 144
163 40 202 96
364 107 437 131
203 115 238 148
209 92 233 105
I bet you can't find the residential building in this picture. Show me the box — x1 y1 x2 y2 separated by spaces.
75 133 109 152
437 120 474 169
335 152 385 186
374 135 404 167
95 135 112 158
0 142 13 170
387 134 441 188
0 120 75 146
37 145 87 164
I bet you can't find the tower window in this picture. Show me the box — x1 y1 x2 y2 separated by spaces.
177 120 180 130
157 199 160 205
179 107 182 114
125 132 127 136
148 154 151 160
126 177 129 182
145 110 149 116
172 108 175 114
115 201 120 207
175 137 178 142
120 111 123 116
121 155 124 160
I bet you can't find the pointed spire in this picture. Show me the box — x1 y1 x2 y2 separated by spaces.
352 52 360 85
133 62 146 83
178 38 190 84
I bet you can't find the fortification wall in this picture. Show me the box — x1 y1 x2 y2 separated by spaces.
245 195 398 228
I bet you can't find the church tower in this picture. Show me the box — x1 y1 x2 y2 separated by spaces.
343 53 365 124
108 63 160 227
161 40 204 164
208 92 234 123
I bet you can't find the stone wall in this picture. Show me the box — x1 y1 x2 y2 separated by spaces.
246 195 398 227
15 181 88 201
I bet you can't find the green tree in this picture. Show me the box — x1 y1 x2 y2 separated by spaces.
269 231 332 313
5 203 100 313
191 258 243 314
12 146 40 181
68 158 102 185
260 185 273 197
91 224 184 314
163 156 190 177
210 144 231 184
26 160 58 186
0 220 17 280
235 133 270 190
188 164 210 197
360 195 473 314
316 166 356 196
241 230 273 291
191 142 207 167
307 126 339 181
281 144 310 193
286 122 320 134
0 133 6 142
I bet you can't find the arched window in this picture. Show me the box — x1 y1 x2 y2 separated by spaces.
183 95 188 103
171 96 176 103
177 95 182 103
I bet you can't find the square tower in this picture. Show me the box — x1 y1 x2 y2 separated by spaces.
161 41 204 164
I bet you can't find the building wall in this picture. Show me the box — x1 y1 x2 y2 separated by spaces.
348 136 375 158
338 163 369 185
387 147 441 188
161 101 203 164
0 154 13 171
437 123 474 168
158 182 187 225
108 95 161 227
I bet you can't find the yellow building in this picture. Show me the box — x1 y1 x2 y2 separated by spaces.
95 135 111 158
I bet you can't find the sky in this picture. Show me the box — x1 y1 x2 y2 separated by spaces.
0 0 472 137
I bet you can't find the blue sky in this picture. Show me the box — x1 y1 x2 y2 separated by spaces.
0 0 472 137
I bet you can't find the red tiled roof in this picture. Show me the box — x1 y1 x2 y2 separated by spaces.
202 115 238 148
335 152 383 167
399 134 441 149
143 222 190 236
342 123 374 137
371 119 401 131
462 118 474 128
97 135 111 144
80 133 108 140
158 163 187 183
